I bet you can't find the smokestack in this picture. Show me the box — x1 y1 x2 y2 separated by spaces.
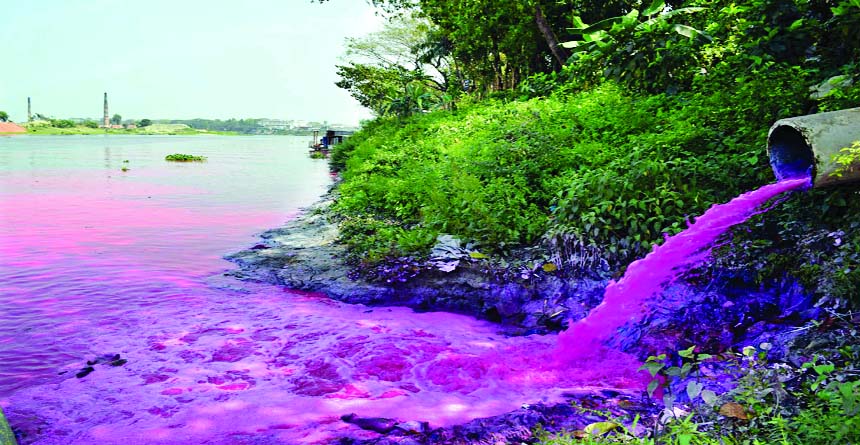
27 97 32 122
103 92 109 127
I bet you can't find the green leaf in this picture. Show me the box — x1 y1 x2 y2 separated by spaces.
671 24 712 41
584 421 619 436
639 361 665 377
642 0 666 17
814 364 835 376
686 381 704 400
789 18 804 31
678 345 696 359
647 379 660 397
701 389 718 406
747 155 759 165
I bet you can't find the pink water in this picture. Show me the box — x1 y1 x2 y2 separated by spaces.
0 136 648 445
556 176 811 359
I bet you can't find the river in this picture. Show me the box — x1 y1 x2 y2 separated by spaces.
0 136 644 444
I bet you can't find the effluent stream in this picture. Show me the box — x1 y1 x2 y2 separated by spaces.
0 136 809 444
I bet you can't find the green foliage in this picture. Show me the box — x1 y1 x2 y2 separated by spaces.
138 118 152 127
831 140 860 178
49 119 76 128
164 153 206 162
110 114 122 125
561 2 710 93
331 62 825 272
329 0 860 299
0 111 8 122
335 15 454 118
82 120 99 128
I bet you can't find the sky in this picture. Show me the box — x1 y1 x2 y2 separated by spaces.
0 0 385 125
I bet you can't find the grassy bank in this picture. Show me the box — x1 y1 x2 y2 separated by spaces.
331 65 860 301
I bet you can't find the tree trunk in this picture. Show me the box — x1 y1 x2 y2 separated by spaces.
534 3 569 68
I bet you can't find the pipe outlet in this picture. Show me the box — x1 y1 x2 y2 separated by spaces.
767 107 860 188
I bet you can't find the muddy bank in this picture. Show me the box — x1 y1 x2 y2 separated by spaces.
226 195 608 336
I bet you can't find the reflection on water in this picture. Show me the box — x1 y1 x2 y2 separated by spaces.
0 136 644 444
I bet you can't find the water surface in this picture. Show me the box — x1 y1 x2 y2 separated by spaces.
0 136 645 444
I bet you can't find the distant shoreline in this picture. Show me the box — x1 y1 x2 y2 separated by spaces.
16 122 236 136
0 126 320 137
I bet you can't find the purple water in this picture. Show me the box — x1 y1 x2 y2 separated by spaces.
556 176 811 359
1 136 646 444
0 136 809 443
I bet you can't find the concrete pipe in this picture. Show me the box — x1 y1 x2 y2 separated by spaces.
767 107 860 188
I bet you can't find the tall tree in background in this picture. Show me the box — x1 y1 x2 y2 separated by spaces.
335 14 453 116
0 111 9 122
110 114 122 125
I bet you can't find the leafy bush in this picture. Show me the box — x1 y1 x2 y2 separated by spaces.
331 64 815 269
49 119 76 128
165 153 206 162
538 336 860 445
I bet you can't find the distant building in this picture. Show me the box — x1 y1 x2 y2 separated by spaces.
258 119 291 130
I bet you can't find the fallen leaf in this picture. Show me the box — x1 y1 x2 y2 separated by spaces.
719 402 749 420
584 421 619 435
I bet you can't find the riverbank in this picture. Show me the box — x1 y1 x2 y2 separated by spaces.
227 185 821 353
227 190 608 336
225 185 859 444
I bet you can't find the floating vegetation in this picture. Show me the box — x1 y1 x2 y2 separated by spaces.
165 153 207 162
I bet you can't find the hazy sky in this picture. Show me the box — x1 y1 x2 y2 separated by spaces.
0 1 384 125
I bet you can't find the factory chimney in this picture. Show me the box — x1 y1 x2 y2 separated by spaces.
27 97 32 122
103 92 109 127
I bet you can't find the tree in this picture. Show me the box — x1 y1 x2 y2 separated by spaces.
138 118 152 127
111 114 122 125
336 14 451 116
0 111 8 122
